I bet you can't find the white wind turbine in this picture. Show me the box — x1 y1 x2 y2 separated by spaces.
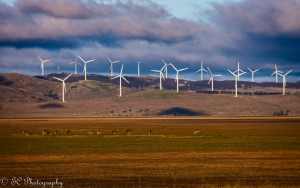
137 61 141 77
107 58 119 77
111 64 129 97
53 74 72 102
207 67 222 91
195 61 207 81
70 56 81 75
169 63 189 92
38 56 50 76
228 69 246 97
234 62 246 81
78 56 95 81
151 64 167 90
247 68 260 82
271 64 283 83
162 59 169 79
278 70 292 95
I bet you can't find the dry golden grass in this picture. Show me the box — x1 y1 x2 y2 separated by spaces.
0 117 299 187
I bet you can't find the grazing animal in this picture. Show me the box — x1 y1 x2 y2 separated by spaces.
193 130 200 135
96 131 102 135
22 130 30 136
125 129 132 135
67 130 72 135
149 130 152 135
42 129 51 135
54 130 60 135
112 130 117 135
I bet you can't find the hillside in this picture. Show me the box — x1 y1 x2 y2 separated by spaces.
0 73 59 102
1 73 300 117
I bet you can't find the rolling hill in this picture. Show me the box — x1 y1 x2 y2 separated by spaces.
0 73 300 117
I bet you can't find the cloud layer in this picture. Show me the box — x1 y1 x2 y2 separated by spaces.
0 0 299 81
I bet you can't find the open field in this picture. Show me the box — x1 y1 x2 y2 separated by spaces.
0 117 300 187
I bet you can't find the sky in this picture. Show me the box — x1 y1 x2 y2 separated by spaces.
0 0 299 82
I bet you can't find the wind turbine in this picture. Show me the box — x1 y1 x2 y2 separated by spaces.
271 64 283 83
53 74 72 102
38 56 50 76
137 61 141 77
107 58 119 77
247 68 260 82
70 56 81 75
195 61 207 81
207 67 222 91
78 56 95 81
228 69 246 97
151 64 166 90
111 64 129 97
162 59 169 79
278 70 292 95
169 63 189 92
234 62 246 81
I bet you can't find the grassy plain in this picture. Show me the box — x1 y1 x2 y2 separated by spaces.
0 117 300 187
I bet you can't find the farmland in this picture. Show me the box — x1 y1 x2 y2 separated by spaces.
0 117 299 187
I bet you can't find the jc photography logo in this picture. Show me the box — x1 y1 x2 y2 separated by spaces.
1 177 63 187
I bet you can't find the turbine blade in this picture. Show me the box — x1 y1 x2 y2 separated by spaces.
238 72 247 76
161 72 165 80
285 70 292 76
208 77 212 84
78 56 86 63
161 63 167 71
227 69 235 76
111 76 120 80
151 70 160 73
53 77 63 82
178 68 188 72
37 56 42 62
122 76 129 83
106 57 112 63
169 63 177 71
64 74 72 81
120 64 124 74
86 59 95 63
207 67 212 75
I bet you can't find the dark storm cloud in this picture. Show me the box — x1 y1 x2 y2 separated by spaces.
210 0 300 69
0 0 202 49
0 0 299 81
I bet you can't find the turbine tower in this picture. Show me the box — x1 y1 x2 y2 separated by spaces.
234 62 246 81
38 56 50 76
271 64 283 83
151 64 166 90
137 61 141 77
247 68 260 82
169 63 189 92
70 56 81 75
107 58 119 77
162 59 169 79
111 64 130 97
53 74 72 102
278 70 292 95
228 69 246 97
207 67 222 91
78 56 95 81
195 61 207 81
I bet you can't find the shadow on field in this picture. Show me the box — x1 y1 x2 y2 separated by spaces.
158 107 208 116
0 75 14 86
39 103 64 109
